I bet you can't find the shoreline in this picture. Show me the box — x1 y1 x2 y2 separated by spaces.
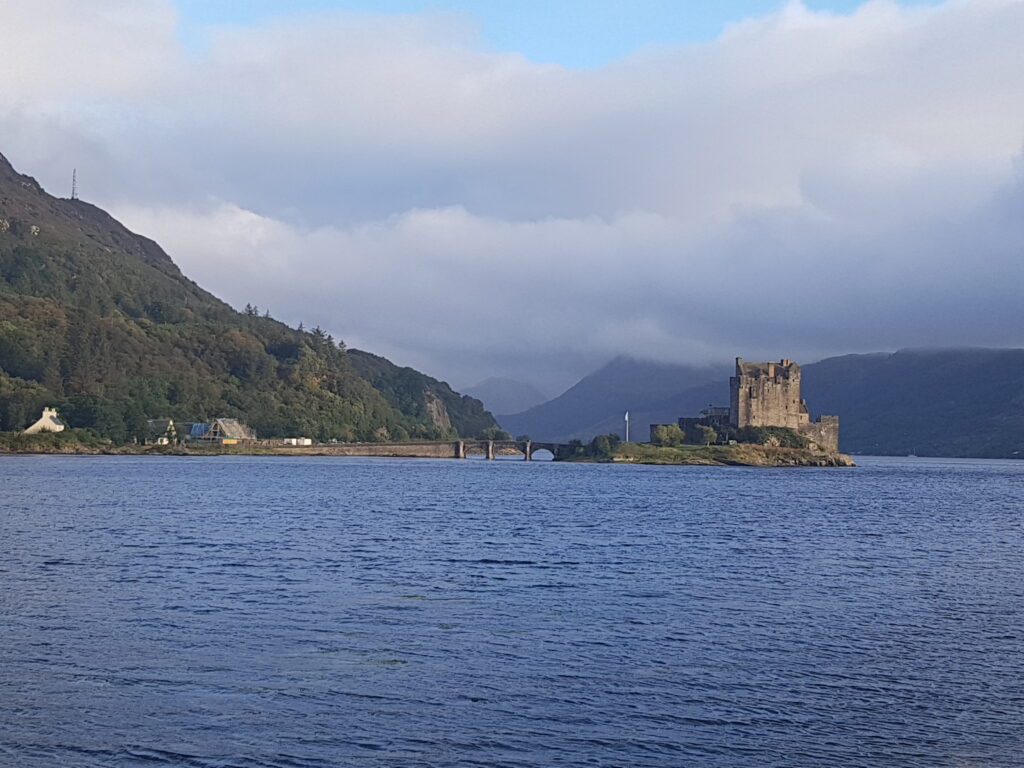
0 440 856 466
0 442 523 459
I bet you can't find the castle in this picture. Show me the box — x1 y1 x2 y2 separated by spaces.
656 358 840 452
731 358 839 451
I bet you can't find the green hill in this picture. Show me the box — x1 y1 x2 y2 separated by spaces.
0 152 497 442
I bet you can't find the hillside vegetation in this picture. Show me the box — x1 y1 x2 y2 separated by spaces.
0 152 496 442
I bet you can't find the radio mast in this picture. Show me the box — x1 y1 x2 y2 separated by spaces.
71 169 78 200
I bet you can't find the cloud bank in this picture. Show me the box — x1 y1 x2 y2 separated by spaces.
2 0 1023 391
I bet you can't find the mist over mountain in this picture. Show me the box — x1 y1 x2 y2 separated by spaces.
0 152 496 441
500 349 1024 458
463 377 549 418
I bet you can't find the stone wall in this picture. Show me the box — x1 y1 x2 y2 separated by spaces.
284 442 462 459
797 415 840 454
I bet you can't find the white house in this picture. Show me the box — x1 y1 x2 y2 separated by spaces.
22 407 65 435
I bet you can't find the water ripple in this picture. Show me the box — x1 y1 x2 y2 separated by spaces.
1 455 1023 766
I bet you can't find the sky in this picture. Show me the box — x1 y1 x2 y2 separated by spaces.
171 0 941 68
2 0 1022 394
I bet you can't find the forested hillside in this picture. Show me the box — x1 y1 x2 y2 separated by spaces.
347 349 499 440
0 152 496 441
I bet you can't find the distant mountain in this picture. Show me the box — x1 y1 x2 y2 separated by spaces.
503 349 1024 458
0 151 496 441
463 376 549 417
497 356 730 442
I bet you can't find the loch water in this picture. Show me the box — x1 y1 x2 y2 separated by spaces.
1 455 1023 767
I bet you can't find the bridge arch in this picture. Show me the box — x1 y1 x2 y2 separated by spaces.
455 439 561 460
462 442 490 459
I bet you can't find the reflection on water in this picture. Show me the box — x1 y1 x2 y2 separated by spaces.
1 455 1022 767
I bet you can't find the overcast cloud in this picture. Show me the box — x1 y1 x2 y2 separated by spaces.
2 0 1023 392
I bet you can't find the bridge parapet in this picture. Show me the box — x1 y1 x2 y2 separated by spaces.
279 439 562 460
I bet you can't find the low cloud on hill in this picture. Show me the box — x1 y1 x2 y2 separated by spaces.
3 0 1023 391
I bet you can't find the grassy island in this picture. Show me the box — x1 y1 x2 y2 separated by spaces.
608 442 855 467
556 432 855 467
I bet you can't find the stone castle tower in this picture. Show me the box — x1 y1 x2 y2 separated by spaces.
730 358 809 430
730 358 840 452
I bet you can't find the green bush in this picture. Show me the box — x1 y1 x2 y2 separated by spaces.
736 426 808 449
695 425 718 446
582 433 622 459
652 424 684 447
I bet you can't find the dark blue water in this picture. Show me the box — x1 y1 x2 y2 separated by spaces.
1 455 1023 767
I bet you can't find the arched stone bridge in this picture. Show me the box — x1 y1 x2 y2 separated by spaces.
458 439 561 460
286 439 562 460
